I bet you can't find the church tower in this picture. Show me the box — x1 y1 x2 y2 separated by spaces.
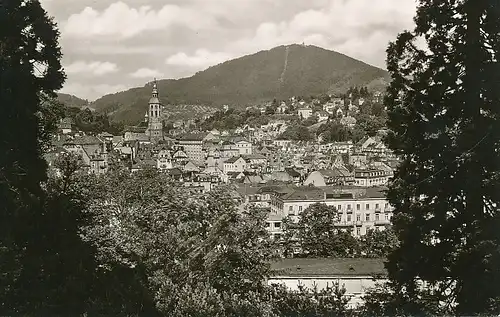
147 79 163 142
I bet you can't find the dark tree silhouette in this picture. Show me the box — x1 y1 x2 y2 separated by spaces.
0 0 66 313
382 0 500 315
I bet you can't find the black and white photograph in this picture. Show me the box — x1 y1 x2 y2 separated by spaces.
1 0 499 315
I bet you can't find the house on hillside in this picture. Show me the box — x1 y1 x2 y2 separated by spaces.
223 156 247 173
340 115 357 128
58 117 74 134
316 111 330 122
157 149 173 171
235 139 252 155
277 102 288 114
298 107 313 120
63 135 108 175
273 139 292 149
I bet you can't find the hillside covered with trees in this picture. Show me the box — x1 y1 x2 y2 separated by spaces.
91 44 389 124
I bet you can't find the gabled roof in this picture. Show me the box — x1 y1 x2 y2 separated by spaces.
224 156 245 164
244 175 264 184
285 167 301 178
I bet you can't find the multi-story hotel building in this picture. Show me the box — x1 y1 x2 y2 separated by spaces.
268 186 393 239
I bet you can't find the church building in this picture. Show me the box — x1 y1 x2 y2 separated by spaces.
124 79 165 143
145 80 163 142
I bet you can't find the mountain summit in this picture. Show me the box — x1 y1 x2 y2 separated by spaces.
92 44 389 123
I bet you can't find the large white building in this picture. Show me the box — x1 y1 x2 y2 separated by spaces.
268 258 387 308
268 186 393 239
177 132 209 164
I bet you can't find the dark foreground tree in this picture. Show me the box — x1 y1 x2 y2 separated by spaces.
383 0 500 315
0 0 66 313
83 170 353 316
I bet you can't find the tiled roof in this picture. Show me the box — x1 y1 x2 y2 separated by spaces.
285 168 301 178
68 135 103 145
178 132 208 141
270 258 386 277
235 184 261 196
318 168 352 178
363 187 388 198
224 156 243 163
281 186 325 201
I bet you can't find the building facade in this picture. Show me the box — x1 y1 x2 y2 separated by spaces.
268 186 392 238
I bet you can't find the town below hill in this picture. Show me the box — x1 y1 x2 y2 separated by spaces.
46 79 395 309
48 83 395 236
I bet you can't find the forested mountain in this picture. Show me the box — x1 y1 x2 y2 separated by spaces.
91 44 389 123
57 93 88 109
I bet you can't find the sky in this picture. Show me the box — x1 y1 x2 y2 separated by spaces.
40 0 417 101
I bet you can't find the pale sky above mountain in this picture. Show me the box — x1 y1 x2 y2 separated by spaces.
40 0 417 101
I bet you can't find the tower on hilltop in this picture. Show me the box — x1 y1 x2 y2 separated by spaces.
146 79 163 142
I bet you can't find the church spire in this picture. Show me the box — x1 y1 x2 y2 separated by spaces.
152 78 158 98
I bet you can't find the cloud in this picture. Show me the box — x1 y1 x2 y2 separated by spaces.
166 49 232 68
129 68 164 78
63 1 216 39
65 61 119 76
226 0 416 68
51 0 417 100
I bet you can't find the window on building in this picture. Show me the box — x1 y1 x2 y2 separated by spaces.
376 203 380 209
338 205 341 210
347 215 351 222
356 214 361 222
274 233 282 240
347 204 351 210
356 204 360 211
298 206 302 211
366 203 370 210
366 214 370 221
289 206 293 212
274 222 281 228
385 214 389 220
356 227 361 235
376 214 380 221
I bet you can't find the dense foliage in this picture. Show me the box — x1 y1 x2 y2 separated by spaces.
281 204 398 258
383 0 500 315
65 107 124 134
279 124 315 141
57 92 88 108
200 107 270 131
79 168 353 316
